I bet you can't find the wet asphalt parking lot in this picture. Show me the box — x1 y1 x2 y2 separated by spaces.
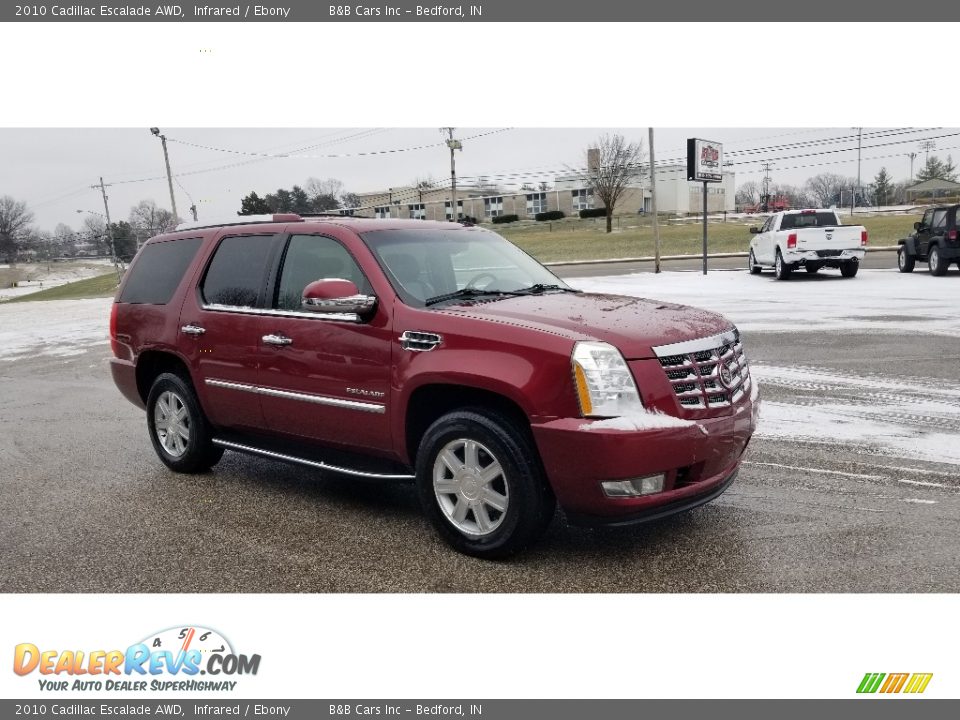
2 253 959 593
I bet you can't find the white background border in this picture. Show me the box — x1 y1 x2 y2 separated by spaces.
1 21 953 700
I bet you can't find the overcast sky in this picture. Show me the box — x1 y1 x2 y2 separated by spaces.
3 127 955 232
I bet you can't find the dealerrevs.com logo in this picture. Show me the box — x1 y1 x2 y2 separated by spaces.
13 626 261 692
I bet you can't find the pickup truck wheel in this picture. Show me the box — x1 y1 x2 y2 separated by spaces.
898 246 915 273
146 373 224 473
774 250 791 280
748 250 761 275
416 408 555 559
840 260 859 278
928 245 948 276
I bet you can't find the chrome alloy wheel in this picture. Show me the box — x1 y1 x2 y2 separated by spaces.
153 390 191 458
433 438 509 536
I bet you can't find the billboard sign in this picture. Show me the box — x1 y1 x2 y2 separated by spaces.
687 138 724 182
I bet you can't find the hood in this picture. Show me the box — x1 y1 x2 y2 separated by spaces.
440 292 732 359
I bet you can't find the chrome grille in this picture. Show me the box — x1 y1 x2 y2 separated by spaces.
653 328 752 411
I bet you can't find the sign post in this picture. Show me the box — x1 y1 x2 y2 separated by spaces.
687 138 724 275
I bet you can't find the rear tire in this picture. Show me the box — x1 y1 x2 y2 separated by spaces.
415 408 555 559
774 249 791 280
146 373 224 473
929 245 948 276
748 249 761 275
840 260 859 278
898 245 915 273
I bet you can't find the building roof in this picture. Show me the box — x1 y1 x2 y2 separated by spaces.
906 178 960 192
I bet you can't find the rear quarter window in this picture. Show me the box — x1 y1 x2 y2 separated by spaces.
119 237 203 304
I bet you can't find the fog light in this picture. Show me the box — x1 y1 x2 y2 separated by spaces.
601 474 665 498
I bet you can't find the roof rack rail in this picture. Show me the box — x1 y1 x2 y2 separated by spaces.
174 213 303 232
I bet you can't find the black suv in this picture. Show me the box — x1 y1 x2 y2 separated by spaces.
898 205 960 275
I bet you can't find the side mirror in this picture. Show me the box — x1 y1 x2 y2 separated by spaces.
914 221 922 231
749 227 761 234
302 279 377 317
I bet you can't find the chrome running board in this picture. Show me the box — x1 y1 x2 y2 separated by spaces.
212 438 414 481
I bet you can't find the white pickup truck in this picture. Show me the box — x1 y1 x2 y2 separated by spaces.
747 209 867 280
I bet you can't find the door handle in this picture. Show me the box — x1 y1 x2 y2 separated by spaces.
262 334 293 347
181 324 206 336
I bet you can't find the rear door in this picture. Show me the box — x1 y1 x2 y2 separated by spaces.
178 232 283 432
255 232 394 453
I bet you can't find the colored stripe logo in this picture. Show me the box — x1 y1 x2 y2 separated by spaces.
857 672 933 694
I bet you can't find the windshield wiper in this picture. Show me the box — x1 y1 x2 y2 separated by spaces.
512 283 580 295
424 288 523 307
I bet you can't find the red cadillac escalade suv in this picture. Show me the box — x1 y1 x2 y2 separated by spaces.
110 214 758 558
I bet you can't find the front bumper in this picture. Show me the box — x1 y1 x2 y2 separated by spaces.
782 248 865 264
531 397 757 524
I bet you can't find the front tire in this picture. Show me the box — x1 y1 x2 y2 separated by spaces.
146 373 224 473
415 408 555 559
929 245 948 276
774 249 791 280
748 249 761 275
898 245 915 273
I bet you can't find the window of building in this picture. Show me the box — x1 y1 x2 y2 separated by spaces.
484 197 504 218
409 204 426 220
375 206 391 219
526 193 547 215
445 200 464 220
571 188 593 211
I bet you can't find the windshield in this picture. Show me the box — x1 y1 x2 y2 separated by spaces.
360 226 571 307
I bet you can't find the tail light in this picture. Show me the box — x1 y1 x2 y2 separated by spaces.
109 303 121 357
787 233 797 249
949 229 957 241
861 230 868 246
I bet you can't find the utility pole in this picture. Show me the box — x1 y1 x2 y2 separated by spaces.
151 127 179 219
93 177 122 283
854 127 862 215
760 162 773 211
649 127 660 273
444 127 462 221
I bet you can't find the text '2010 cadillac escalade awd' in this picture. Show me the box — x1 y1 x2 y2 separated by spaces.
110 214 758 558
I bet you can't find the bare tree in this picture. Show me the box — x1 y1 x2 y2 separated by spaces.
0 196 35 262
584 134 645 233
735 181 760 207
804 173 850 208
129 199 178 239
305 177 344 199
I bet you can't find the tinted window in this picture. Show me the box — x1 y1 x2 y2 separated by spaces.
931 209 948 230
119 237 202 305
779 212 840 230
201 235 274 307
275 235 371 311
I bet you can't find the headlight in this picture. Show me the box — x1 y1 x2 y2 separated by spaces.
571 341 643 417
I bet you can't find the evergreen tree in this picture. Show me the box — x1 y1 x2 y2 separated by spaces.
872 167 894 206
238 191 271 215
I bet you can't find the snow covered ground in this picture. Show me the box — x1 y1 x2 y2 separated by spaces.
572 267 960 337
0 297 111 360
